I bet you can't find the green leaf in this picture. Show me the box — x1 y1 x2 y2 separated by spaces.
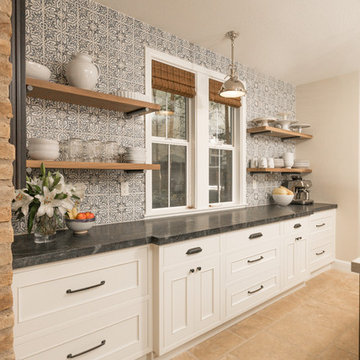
40 163 46 177
27 203 40 234
51 174 61 190
55 193 67 200
72 195 80 200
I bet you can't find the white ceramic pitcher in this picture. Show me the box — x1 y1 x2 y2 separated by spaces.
65 53 100 90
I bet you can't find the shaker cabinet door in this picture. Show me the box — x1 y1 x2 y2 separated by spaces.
163 266 195 348
194 256 220 332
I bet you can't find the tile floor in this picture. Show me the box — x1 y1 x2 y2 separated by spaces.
172 269 359 360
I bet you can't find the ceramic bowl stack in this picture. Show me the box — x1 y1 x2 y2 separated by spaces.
28 138 59 160
124 148 146 164
294 159 310 169
273 158 285 168
26 60 51 81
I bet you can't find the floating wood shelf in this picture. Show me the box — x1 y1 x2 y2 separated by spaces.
248 168 312 174
26 78 161 117
26 160 160 171
247 126 313 140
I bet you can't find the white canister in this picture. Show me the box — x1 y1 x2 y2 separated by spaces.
259 157 268 168
65 53 100 90
267 157 275 168
284 152 294 169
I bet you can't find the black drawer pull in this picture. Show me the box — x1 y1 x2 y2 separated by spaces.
316 223 326 228
295 236 302 241
294 223 302 229
66 280 105 294
247 256 264 264
316 250 325 256
186 247 203 255
248 285 264 295
189 268 195 273
67 340 106 358
249 232 263 239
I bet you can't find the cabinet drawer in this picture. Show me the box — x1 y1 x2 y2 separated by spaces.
14 247 148 339
15 300 148 360
310 213 334 233
225 267 280 318
225 241 280 283
162 235 220 267
221 223 280 252
309 242 333 272
282 217 309 236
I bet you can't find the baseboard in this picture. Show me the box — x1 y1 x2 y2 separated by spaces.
332 259 351 273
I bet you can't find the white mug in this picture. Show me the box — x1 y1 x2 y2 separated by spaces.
267 157 274 168
250 157 259 168
259 157 267 168
284 152 294 169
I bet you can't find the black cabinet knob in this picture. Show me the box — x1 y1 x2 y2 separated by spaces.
189 268 195 273
196 266 202 271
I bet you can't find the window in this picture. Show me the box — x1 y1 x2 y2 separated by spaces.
146 49 246 216
209 102 234 203
152 89 189 209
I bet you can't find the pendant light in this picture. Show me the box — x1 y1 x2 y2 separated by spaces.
219 31 247 98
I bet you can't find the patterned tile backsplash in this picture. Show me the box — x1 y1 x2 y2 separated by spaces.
14 0 296 234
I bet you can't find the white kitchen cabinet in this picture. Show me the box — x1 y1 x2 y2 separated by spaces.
283 233 308 290
13 246 151 360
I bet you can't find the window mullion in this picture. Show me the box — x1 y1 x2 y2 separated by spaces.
168 144 171 208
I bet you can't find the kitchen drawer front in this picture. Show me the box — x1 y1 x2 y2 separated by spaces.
15 300 148 360
224 240 280 283
14 247 148 338
310 211 335 233
221 223 280 252
225 267 280 319
310 229 334 248
309 242 333 272
162 235 220 267
281 217 309 236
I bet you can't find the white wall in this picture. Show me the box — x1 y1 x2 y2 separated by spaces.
296 72 360 262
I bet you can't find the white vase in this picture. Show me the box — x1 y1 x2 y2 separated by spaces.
65 53 100 90
284 152 294 169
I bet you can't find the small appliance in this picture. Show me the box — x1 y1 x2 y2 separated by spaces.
283 176 314 205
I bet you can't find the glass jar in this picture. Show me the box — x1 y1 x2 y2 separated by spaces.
67 138 83 161
104 141 118 163
83 140 102 162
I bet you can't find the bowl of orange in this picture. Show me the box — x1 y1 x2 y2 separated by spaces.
65 211 96 235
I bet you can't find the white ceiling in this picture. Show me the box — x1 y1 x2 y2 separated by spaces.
96 0 360 85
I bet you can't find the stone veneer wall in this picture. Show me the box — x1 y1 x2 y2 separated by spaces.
13 0 296 234
0 0 15 358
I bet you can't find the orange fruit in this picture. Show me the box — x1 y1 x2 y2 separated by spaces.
76 213 87 220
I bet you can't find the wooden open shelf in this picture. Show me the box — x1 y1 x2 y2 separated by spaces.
26 78 161 117
247 126 313 140
248 168 312 174
26 160 160 171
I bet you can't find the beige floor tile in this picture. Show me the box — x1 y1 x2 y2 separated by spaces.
268 310 338 356
230 332 308 360
316 346 358 360
218 355 239 360
171 351 197 360
189 330 244 360
229 313 274 339
314 287 358 313
335 321 359 355
257 297 299 320
291 299 357 331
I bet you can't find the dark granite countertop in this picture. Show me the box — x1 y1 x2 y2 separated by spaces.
12 203 337 269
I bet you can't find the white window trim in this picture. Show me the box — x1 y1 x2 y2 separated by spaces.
144 47 247 218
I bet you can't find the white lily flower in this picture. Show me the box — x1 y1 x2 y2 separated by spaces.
36 187 63 218
12 190 33 216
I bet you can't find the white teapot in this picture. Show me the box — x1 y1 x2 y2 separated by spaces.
65 53 100 90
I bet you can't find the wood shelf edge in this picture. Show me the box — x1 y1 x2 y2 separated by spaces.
247 168 312 174
26 160 160 171
247 126 313 140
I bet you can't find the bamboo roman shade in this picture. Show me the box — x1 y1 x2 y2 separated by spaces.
209 79 241 108
152 60 196 98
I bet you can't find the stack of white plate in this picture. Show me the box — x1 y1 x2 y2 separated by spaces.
294 159 310 168
28 138 59 160
124 148 146 164
274 158 285 168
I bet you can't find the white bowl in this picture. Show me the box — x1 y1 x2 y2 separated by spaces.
65 217 95 235
26 61 51 81
272 194 294 206
28 144 59 151
29 150 59 161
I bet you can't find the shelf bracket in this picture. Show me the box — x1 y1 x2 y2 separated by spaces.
124 107 149 119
